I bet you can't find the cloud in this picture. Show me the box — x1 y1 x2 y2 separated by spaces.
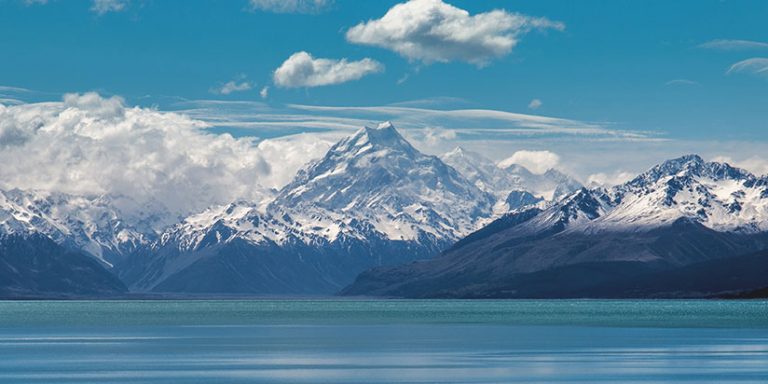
0 93 275 217
699 39 768 51
91 0 129 15
726 58 768 78
346 0 564 66
586 171 634 187
497 150 560 174
409 126 457 147
23 0 48 5
248 0 332 14
211 80 253 95
288 104 649 140
260 86 269 99
256 133 337 188
273 51 384 88
0 98 24 106
528 99 542 110
711 155 768 176
158 100 768 190
63 92 125 119
665 79 700 86
0 85 33 93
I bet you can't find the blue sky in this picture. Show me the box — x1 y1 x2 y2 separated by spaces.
1 0 767 183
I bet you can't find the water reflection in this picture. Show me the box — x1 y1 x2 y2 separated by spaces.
1 323 768 383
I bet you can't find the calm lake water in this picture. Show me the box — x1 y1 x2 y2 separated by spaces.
1 300 767 383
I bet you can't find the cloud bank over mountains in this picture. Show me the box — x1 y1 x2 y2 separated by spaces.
1 91 767 219
0 93 273 216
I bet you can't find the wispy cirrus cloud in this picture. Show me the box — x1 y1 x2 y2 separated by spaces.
273 51 384 88
90 0 128 15
346 0 564 66
22 0 129 14
726 58 768 78
248 0 332 14
665 79 700 87
171 98 656 146
0 85 33 94
287 104 650 140
699 39 768 51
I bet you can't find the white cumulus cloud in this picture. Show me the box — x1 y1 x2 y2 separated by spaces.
273 51 384 88
248 0 332 14
346 0 564 66
497 150 560 174
528 99 542 110
711 155 768 176
0 93 274 217
212 80 253 95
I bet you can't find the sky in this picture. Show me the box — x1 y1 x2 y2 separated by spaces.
0 0 767 208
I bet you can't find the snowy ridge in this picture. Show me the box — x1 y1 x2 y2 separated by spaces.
0 189 173 265
156 202 375 252
519 155 768 235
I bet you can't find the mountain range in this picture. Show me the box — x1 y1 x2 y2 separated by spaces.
343 154 768 298
2 122 767 298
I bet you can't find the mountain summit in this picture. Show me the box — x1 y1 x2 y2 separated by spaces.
119 122 495 294
274 123 493 241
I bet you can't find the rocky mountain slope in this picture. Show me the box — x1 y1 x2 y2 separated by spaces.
0 234 127 298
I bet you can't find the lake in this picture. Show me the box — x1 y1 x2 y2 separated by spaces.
1 300 767 383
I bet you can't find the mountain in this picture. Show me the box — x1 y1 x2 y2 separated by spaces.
0 189 173 297
276 124 494 241
439 146 580 212
0 234 127 298
119 122 495 294
0 188 172 266
342 155 768 298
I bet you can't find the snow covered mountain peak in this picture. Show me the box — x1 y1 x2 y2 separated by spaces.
342 121 415 153
627 154 754 190
272 122 494 241
517 155 768 234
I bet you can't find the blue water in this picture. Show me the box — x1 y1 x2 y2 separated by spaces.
1 300 767 383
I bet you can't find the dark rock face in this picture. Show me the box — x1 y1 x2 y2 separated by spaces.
0 234 127 298
505 191 543 211
342 215 768 298
123 235 447 295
